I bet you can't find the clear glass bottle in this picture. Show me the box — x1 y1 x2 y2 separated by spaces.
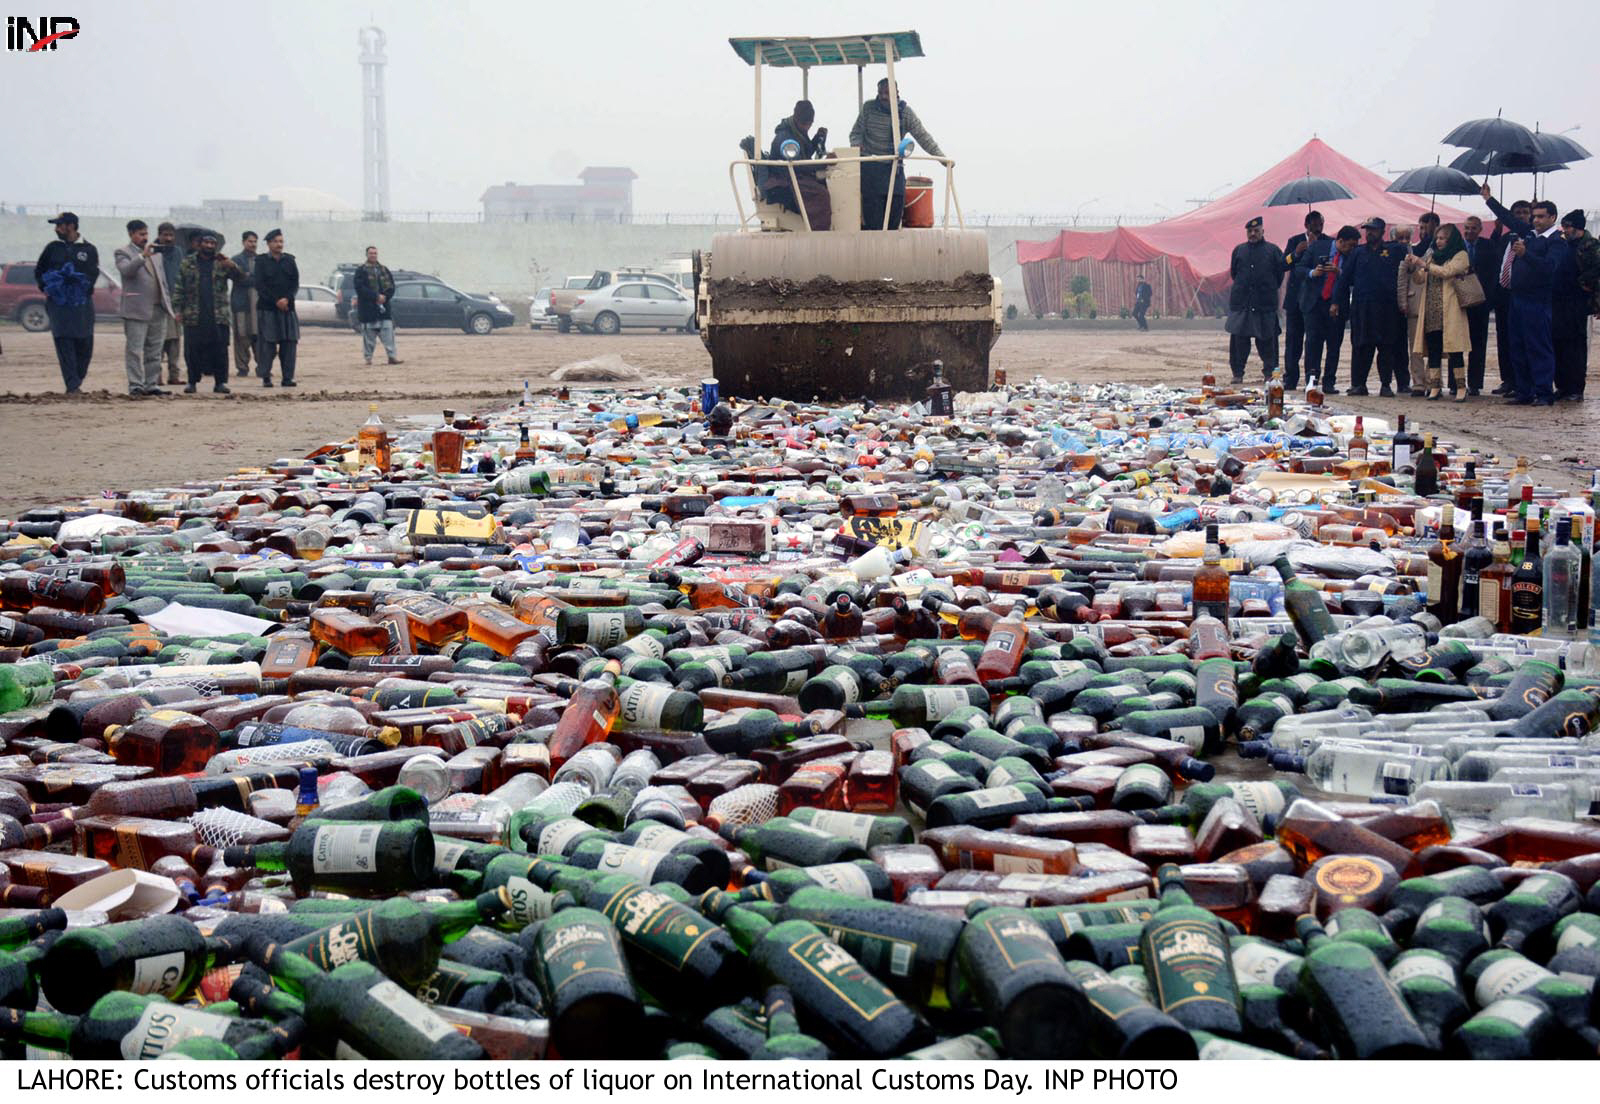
1543 514 1581 639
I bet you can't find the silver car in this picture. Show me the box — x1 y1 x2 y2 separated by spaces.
295 284 342 326
569 280 696 335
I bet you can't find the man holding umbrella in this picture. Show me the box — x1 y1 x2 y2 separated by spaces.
1225 216 1285 383
1281 211 1325 386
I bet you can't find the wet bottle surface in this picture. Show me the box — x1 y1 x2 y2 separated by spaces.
1138 863 1243 1034
1294 914 1433 1058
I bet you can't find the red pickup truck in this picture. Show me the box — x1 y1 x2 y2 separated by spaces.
0 261 123 331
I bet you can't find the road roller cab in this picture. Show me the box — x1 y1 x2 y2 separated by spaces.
699 31 1003 402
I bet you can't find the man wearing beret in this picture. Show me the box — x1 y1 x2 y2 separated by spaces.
35 211 99 393
1335 216 1409 396
1225 216 1285 382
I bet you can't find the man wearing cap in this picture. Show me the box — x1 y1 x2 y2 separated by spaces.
34 212 99 393
1224 216 1284 383
1281 210 1325 386
1296 225 1358 394
172 231 243 394
113 219 173 397
1335 217 1408 396
253 229 300 388
1553 209 1599 400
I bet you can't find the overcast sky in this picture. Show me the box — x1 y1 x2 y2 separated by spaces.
6 0 1598 220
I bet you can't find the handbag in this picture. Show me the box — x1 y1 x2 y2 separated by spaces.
1454 267 1486 309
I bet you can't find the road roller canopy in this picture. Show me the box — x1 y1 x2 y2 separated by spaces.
727 32 924 68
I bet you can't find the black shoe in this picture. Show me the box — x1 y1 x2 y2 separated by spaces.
1533 396 1556 406
183 384 197 394
263 378 274 388
1467 388 1481 396
282 380 297 388
387 357 403 365
214 384 231 394
1347 387 1370 396
1323 387 1341 395
1507 396 1533 405
1491 385 1512 395
1560 392 1584 402
147 387 169 396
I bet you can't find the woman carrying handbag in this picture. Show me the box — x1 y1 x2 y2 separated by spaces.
1410 223 1474 401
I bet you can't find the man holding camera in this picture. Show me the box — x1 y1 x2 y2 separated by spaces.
113 219 173 397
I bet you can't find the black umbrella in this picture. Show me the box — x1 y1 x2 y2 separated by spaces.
1450 147 1546 175
1387 163 1481 210
1264 175 1355 208
1441 110 1538 157
1533 129 1591 165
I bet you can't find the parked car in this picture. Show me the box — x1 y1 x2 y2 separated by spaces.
386 278 516 334
1 261 122 332
294 284 342 326
548 268 681 333
528 288 555 330
327 264 434 324
569 280 695 335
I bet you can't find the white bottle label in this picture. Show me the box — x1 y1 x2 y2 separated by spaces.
505 875 554 926
1168 725 1208 752
119 1003 233 1060
537 817 595 856
1484 996 1546 1030
967 785 1027 809
1227 781 1289 821
1390 953 1458 987
1198 1037 1280 1060
366 978 456 1043
782 668 809 694
432 839 470 874
585 611 628 648
917 760 960 782
621 633 665 659
804 862 875 898
129 951 188 998
596 842 666 882
628 822 689 852
311 824 380 875
1231 941 1301 987
1475 956 1551 1006
1557 922 1599 953
992 853 1046 874
803 809 876 848
920 685 971 719
1048 660 1088 677
617 680 670 729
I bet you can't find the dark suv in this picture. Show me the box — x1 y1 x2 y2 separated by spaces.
0 262 122 332
384 278 516 334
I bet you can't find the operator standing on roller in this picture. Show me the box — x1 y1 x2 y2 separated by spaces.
849 78 943 231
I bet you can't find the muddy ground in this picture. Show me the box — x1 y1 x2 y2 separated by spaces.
0 320 1595 519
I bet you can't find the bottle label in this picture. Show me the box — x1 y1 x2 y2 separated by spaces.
617 681 671 729
129 951 189 998
1231 941 1301 987
432 839 470 875
1197 1036 1273 1060
366 978 456 1043
1312 856 1388 905
600 883 714 970
1146 916 1236 1014
537 817 595 856
1426 562 1443 603
311 824 381 875
1227 781 1288 821
1167 725 1208 752
1417 899 1491 941
118 1003 234 1060
621 633 665 659
1557 922 1598 952
595 842 666 882
802 810 876 848
967 785 1027 810
1048 660 1088 677
1390 952 1458 988
1484 996 1546 1030
585 611 629 648
804 862 876 898
628 822 690 852
907 1034 999 1060
1474 956 1552 1006
993 853 1045 874
917 760 960 783
505 875 554 926
825 668 861 705
920 685 972 720
783 931 903 1020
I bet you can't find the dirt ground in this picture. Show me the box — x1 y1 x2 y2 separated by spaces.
1 320 1595 519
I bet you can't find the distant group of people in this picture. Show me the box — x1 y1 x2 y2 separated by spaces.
1226 190 1600 405
32 212 405 395
757 78 944 232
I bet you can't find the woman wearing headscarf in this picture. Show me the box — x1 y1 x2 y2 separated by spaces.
1410 222 1471 401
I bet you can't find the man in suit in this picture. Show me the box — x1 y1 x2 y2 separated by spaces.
1224 216 1285 382
1132 275 1152 331
1459 216 1493 396
1297 225 1358 393
1281 210 1324 387
230 232 259 379
1483 197 1532 395
1336 217 1408 396
113 219 172 397
1485 187 1559 405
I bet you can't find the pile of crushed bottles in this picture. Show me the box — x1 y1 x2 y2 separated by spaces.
1 370 1600 1062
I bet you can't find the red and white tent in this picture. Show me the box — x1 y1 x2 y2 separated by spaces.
1017 138 1477 316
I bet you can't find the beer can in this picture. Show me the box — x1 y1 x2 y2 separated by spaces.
699 378 720 413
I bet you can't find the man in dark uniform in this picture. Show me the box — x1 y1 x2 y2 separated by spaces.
1334 217 1409 396
1281 210 1324 387
1553 210 1597 401
1482 197 1532 395
34 212 99 393
1225 216 1284 382
1132 275 1152 331
1297 225 1357 394
254 229 301 388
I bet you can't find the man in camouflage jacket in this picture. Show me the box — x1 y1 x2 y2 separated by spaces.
172 231 245 393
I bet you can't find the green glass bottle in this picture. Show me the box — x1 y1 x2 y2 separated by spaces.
752 985 830 1059
283 888 512 986
1449 995 1560 1059
783 807 914 849
956 906 1087 1058
1464 946 1600 1049
1138 864 1243 1035
744 859 893 903
0 907 66 951
525 894 644 1058
701 888 930 1057
723 817 868 871
302 785 429 823
1273 555 1337 645
844 684 993 727
1405 895 1490 969
1060 960 1198 1059
1294 914 1432 1058
701 709 820 755
224 819 434 896
0 991 298 1060
245 938 484 1059
615 820 732 887
39 915 226 1015
1389 948 1471 1052
1487 871 1581 955
779 886 963 1009
1323 907 1400 965
564 837 716 894
700 999 767 1058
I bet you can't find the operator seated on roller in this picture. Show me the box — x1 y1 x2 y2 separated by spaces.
760 99 832 231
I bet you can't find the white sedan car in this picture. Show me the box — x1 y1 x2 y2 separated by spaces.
569 280 696 335
295 284 342 326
